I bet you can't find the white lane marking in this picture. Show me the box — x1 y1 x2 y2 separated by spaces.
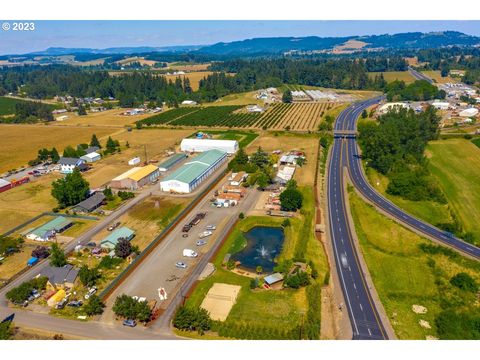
368 328 372 336
353 282 356 289
359 303 363 312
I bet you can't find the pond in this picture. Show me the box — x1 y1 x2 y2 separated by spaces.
231 226 285 273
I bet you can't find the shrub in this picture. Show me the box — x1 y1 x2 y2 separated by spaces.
31 246 50 259
173 306 211 334
450 272 478 293
283 270 310 289
114 238 133 258
84 295 105 316
98 256 123 269
112 294 152 322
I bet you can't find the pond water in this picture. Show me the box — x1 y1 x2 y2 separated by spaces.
231 226 285 272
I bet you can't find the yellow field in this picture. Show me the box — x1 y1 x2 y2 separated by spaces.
422 70 457 84
163 71 213 91
0 124 117 173
368 71 416 84
210 91 264 106
247 134 318 186
116 56 158 67
53 108 151 127
167 62 211 72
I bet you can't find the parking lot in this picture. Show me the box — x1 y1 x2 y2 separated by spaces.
101 173 258 324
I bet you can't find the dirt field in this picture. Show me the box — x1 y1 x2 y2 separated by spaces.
200 283 241 321
116 57 158 67
0 124 117 173
54 108 152 127
368 71 416 84
167 62 211 72
422 71 457 84
247 134 319 186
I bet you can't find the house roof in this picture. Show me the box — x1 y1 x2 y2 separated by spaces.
112 167 141 181
39 264 79 285
81 152 101 160
74 192 105 211
30 216 73 238
162 150 226 185
128 165 158 182
100 227 135 248
0 179 10 187
59 157 82 165
264 272 284 285
85 146 100 154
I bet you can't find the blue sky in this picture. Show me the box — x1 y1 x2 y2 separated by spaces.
1 20 480 55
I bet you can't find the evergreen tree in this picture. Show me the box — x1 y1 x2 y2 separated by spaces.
282 90 293 103
90 134 101 148
49 243 67 267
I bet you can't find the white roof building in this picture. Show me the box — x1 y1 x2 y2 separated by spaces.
431 101 450 110
80 152 101 163
180 138 239 154
459 108 479 117
181 100 197 106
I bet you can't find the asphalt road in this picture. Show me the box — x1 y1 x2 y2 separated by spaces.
408 67 434 83
328 98 388 340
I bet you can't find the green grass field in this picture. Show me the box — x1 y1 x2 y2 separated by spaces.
349 189 480 339
183 186 328 339
427 138 480 245
0 97 27 116
368 71 416 84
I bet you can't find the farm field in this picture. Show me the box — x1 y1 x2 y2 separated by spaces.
164 71 214 91
427 138 480 245
349 189 480 339
138 103 339 131
247 134 319 186
166 62 211 72
422 70 457 84
54 108 152 127
0 124 117 173
210 91 264 106
368 71 416 84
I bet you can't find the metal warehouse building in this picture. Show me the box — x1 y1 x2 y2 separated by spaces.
180 138 239 154
110 165 160 190
160 149 227 193
158 153 188 172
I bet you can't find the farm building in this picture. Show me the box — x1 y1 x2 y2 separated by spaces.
26 216 73 242
73 192 106 213
100 227 135 250
279 155 299 165
110 165 160 190
378 102 410 114
182 100 197 105
229 172 248 186
180 138 238 154
158 153 188 172
160 149 227 193
276 166 296 184
39 264 79 290
246 105 264 113
0 179 11 193
291 90 310 101
459 108 479 117
85 146 100 154
431 101 450 110
58 157 87 174
80 152 101 163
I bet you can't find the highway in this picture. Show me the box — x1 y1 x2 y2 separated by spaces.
328 98 388 340
408 67 434 83
328 95 480 338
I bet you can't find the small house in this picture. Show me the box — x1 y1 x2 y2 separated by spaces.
58 157 86 174
100 227 135 250
26 216 73 242
39 264 79 290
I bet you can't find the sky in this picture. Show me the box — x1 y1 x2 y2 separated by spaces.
1 20 480 55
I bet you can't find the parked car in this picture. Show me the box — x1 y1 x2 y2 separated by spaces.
198 231 212 239
175 262 187 269
31 289 41 299
196 240 207 246
206 225 216 230
107 222 120 231
67 300 83 307
183 249 198 258
86 242 96 247
123 319 137 327
55 298 68 309
182 224 192 233
84 286 97 299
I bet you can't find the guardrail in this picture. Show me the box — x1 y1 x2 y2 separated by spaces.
98 168 228 300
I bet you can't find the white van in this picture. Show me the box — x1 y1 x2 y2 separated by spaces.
183 249 198 258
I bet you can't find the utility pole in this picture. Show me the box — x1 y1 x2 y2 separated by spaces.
144 144 148 164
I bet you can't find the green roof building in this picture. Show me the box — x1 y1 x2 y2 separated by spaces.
100 227 135 250
26 216 73 242
158 153 187 172
160 149 227 193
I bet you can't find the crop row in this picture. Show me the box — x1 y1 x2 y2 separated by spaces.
138 107 199 126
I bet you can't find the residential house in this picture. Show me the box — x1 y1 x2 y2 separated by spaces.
58 157 87 174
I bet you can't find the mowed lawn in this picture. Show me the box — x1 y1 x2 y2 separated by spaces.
349 190 480 339
368 71 416 84
0 124 117 173
427 138 480 243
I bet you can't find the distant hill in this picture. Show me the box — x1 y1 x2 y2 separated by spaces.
196 31 480 55
29 45 203 56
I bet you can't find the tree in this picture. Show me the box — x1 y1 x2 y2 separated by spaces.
450 273 478 293
256 172 269 190
105 136 119 154
84 295 105 316
0 321 13 340
361 109 368 119
77 105 87 116
62 145 78 158
173 306 212 334
79 265 100 287
49 243 67 267
31 246 50 259
280 187 303 212
112 294 152 322
90 134 101 148
50 147 60 163
282 90 293 103
51 169 90 208
103 187 114 201
114 238 132 258
250 147 270 168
